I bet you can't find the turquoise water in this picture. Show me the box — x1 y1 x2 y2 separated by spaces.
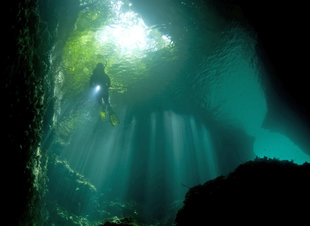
43 0 310 225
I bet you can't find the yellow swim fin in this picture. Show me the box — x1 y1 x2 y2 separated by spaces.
109 111 119 126
100 111 106 120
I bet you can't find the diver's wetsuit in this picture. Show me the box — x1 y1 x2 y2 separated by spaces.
90 63 111 108
90 63 119 126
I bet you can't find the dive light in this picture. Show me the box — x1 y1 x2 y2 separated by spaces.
95 85 101 92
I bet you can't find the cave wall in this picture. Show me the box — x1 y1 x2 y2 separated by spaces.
2 0 48 224
212 0 310 154
1 0 80 224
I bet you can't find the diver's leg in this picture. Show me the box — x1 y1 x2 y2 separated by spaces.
104 94 118 126
99 96 107 120
102 91 111 112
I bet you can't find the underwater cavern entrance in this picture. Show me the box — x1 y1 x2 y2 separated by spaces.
5 0 310 225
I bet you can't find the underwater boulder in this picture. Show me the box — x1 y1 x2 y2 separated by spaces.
175 158 310 225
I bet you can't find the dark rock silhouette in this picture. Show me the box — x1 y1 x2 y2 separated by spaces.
175 158 310 225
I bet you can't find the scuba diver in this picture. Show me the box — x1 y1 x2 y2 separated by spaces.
90 63 119 126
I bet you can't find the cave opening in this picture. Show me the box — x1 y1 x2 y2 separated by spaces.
4 0 310 225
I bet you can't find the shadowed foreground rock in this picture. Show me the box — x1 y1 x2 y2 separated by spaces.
175 158 310 225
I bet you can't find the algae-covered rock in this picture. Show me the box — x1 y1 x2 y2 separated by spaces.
46 155 148 225
47 156 97 218
101 216 137 226
47 203 91 226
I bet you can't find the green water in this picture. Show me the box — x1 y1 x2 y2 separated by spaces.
44 0 310 225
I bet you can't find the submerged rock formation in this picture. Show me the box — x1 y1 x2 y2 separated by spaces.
175 158 310 225
46 156 97 224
